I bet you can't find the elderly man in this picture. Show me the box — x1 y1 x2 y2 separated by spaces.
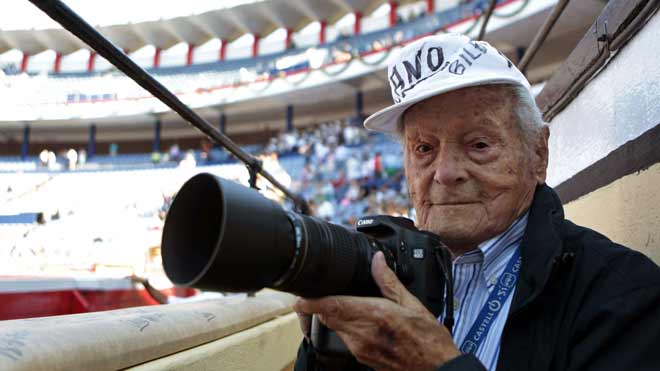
293 34 660 370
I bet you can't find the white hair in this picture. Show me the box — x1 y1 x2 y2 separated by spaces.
509 84 546 148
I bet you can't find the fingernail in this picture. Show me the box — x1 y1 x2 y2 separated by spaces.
375 251 385 263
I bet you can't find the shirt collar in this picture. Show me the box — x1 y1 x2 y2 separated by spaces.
454 212 529 271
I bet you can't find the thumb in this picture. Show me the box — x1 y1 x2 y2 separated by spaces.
371 251 423 310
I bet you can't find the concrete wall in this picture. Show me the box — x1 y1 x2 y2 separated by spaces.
544 11 659 262
128 313 301 371
545 11 660 187
563 162 660 262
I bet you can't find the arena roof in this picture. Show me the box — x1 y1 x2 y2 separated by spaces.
0 0 423 55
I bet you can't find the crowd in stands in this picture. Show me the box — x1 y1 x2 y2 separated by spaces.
142 119 413 227
2 119 413 227
262 120 413 226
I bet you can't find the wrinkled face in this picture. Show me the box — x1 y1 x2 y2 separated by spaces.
403 86 549 254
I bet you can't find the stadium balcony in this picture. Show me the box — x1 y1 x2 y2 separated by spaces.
48 1 483 79
2 0 493 78
0 0 546 121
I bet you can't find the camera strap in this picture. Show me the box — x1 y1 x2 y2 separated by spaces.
459 248 522 354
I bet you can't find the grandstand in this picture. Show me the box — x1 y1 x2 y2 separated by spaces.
0 0 603 156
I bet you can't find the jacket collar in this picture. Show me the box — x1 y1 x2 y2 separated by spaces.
509 184 565 315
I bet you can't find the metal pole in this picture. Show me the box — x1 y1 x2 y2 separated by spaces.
220 113 226 134
214 112 226 150
477 0 498 41
28 0 307 209
355 91 364 117
286 105 294 132
21 124 30 161
88 124 96 158
515 46 526 63
518 0 571 73
153 119 161 153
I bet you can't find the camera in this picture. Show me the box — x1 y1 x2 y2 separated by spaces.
161 173 453 360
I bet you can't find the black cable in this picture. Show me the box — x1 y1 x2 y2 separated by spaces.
477 0 498 41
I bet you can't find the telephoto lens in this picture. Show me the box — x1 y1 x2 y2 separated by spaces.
161 172 380 297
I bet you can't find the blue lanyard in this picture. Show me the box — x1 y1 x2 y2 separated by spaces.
459 248 522 354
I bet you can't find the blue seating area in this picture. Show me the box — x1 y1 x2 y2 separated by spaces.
0 213 39 224
0 143 267 173
89 153 153 165
259 124 409 225
0 156 40 164
2 119 407 225
278 155 306 180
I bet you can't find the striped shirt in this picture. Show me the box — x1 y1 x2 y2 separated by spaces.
439 213 529 370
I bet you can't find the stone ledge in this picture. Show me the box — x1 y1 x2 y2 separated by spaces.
0 291 296 371
127 312 302 371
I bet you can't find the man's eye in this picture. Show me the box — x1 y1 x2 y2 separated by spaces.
472 141 489 150
415 144 433 153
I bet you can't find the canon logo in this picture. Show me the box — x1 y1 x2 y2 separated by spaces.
357 219 374 226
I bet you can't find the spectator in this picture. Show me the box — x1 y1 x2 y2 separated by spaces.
178 150 196 168
78 148 87 167
66 148 78 171
39 149 49 167
151 151 162 164
109 143 118 157
169 144 181 162
373 151 384 179
47 151 57 170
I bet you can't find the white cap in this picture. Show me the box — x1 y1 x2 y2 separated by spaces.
364 33 531 132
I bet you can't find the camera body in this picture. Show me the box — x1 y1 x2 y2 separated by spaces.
311 214 449 358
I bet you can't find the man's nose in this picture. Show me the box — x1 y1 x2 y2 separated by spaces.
432 146 468 186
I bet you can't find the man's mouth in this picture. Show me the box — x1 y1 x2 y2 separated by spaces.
429 201 477 206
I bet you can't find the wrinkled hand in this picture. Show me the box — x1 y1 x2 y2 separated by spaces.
295 311 312 340
294 251 460 371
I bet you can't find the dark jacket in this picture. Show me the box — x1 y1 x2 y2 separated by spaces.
294 185 660 371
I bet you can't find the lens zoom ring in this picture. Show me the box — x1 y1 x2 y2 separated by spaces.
281 216 363 297
323 223 358 290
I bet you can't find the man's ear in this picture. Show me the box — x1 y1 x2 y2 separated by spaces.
534 126 550 185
